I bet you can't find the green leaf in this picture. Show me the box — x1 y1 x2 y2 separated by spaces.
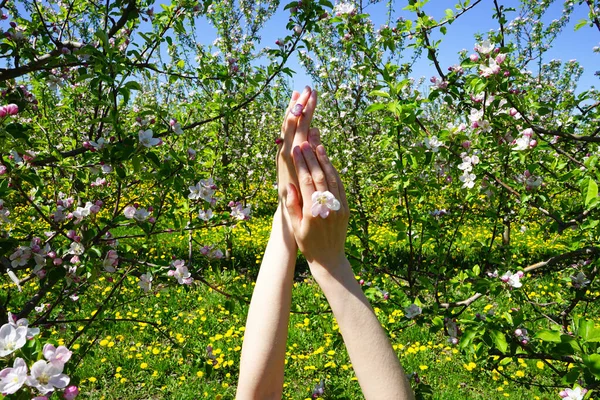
365 103 386 113
490 330 508 352
370 90 390 98
459 328 478 349
585 179 598 207
582 354 600 378
579 319 600 342
534 329 561 343
574 18 588 31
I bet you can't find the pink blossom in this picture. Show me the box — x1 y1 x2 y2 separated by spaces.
43 344 72 367
63 385 79 400
311 191 340 218
5 103 18 115
469 54 479 62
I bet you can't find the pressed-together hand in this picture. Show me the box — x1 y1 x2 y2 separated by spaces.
285 140 350 268
277 86 319 205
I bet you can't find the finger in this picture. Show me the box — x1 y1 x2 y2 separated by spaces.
295 89 318 147
282 87 312 148
280 90 300 134
300 141 328 193
292 145 316 208
285 183 302 230
316 145 347 210
315 144 340 200
308 127 321 151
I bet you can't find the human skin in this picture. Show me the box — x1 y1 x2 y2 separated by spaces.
235 87 317 400
285 140 415 399
237 87 414 399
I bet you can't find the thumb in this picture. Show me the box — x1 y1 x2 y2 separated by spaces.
285 183 302 230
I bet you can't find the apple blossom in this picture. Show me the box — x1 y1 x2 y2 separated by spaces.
459 171 476 189
68 241 84 256
404 304 422 319
570 272 590 289
25 359 70 394
311 191 340 218
230 202 252 220
424 136 442 152
7 312 40 339
123 205 136 219
474 39 494 54
198 209 213 221
43 344 73 367
103 250 119 273
139 272 153 292
188 178 216 202
168 260 193 285
0 323 27 356
7 269 22 292
500 271 523 288
334 1 355 16
0 357 28 395
138 129 160 147
559 387 587 400
172 122 183 135
89 137 107 150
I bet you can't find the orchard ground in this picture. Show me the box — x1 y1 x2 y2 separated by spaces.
5 215 597 399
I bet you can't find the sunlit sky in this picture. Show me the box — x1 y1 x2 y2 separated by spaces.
257 0 599 91
5 1 599 92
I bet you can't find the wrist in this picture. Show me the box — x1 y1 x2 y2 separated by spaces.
308 254 351 283
270 206 298 251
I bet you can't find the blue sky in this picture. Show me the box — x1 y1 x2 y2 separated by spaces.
5 1 599 91
256 0 600 91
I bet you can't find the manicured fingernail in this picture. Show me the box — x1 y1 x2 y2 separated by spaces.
291 103 303 117
317 145 326 156
303 85 310 93
310 89 317 99
293 146 301 156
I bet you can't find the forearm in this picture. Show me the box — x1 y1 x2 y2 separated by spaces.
311 257 414 400
236 208 297 399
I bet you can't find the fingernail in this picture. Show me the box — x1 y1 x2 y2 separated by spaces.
293 146 301 156
303 85 310 93
291 103 303 117
310 89 317 99
317 145 326 156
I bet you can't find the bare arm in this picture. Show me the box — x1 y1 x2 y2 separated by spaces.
285 141 415 400
236 87 317 399
235 207 297 400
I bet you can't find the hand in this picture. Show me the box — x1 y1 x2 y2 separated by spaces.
277 87 319 205
284 141 349 268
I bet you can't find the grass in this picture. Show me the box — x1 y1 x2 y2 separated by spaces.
2 215 597 399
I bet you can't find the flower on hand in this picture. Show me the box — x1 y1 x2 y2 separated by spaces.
311 191 340 218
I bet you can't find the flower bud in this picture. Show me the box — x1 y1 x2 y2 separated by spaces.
514 328 523 336
5 104 18 115
469 54 479 62
67 230 76 239
53 257 63 266
71 255 80 264
63 385 79 400
148 217 156 223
